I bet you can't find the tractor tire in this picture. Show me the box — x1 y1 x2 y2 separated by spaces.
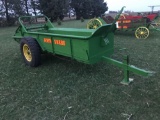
20 37 41 67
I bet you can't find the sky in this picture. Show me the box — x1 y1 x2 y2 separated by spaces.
105 0 160 12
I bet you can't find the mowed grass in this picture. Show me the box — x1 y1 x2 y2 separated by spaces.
0 20 160 120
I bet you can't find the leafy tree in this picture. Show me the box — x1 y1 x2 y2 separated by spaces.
30 0 40 16
23 0 29 15
0 0 14 25
92 0 108 17
22 0 40 16
39 0 67 21
0 0 26 26
1 0 9 22
10 0 26 17
70 0 108 19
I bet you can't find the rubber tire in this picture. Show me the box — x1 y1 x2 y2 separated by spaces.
20 37 41 67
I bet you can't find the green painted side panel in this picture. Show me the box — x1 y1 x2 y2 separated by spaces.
39 36 53 53
71 39 89 62
53 37 72 57
88 33 114 64
61 25 115 64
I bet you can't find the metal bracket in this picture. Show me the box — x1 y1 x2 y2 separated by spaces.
120 55 132 85
102 55 154 85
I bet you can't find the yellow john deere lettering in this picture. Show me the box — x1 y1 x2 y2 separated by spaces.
44 38 52 43
54 40 66 46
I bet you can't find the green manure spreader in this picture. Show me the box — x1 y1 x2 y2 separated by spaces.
13 7 153 85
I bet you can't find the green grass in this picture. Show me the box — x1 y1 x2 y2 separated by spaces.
0 20 160 120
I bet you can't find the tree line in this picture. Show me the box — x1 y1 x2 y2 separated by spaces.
0 0 108 26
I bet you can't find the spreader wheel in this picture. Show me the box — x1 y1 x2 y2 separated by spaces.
87 18 102 29
135 27 149 39
20 37 41 67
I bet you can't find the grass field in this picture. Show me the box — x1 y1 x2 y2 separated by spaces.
0 20 160 120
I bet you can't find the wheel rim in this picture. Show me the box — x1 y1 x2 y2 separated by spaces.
23 44 32 62
87 19 102 29
135 27 149 39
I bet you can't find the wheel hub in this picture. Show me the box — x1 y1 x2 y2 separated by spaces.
23 44 32 62
140 31 144 35
93 25 97 29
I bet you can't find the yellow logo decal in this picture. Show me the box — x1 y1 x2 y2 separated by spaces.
54 40 66 46
44 38 52 44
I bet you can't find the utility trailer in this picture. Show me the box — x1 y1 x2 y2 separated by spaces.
13 7 153 85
